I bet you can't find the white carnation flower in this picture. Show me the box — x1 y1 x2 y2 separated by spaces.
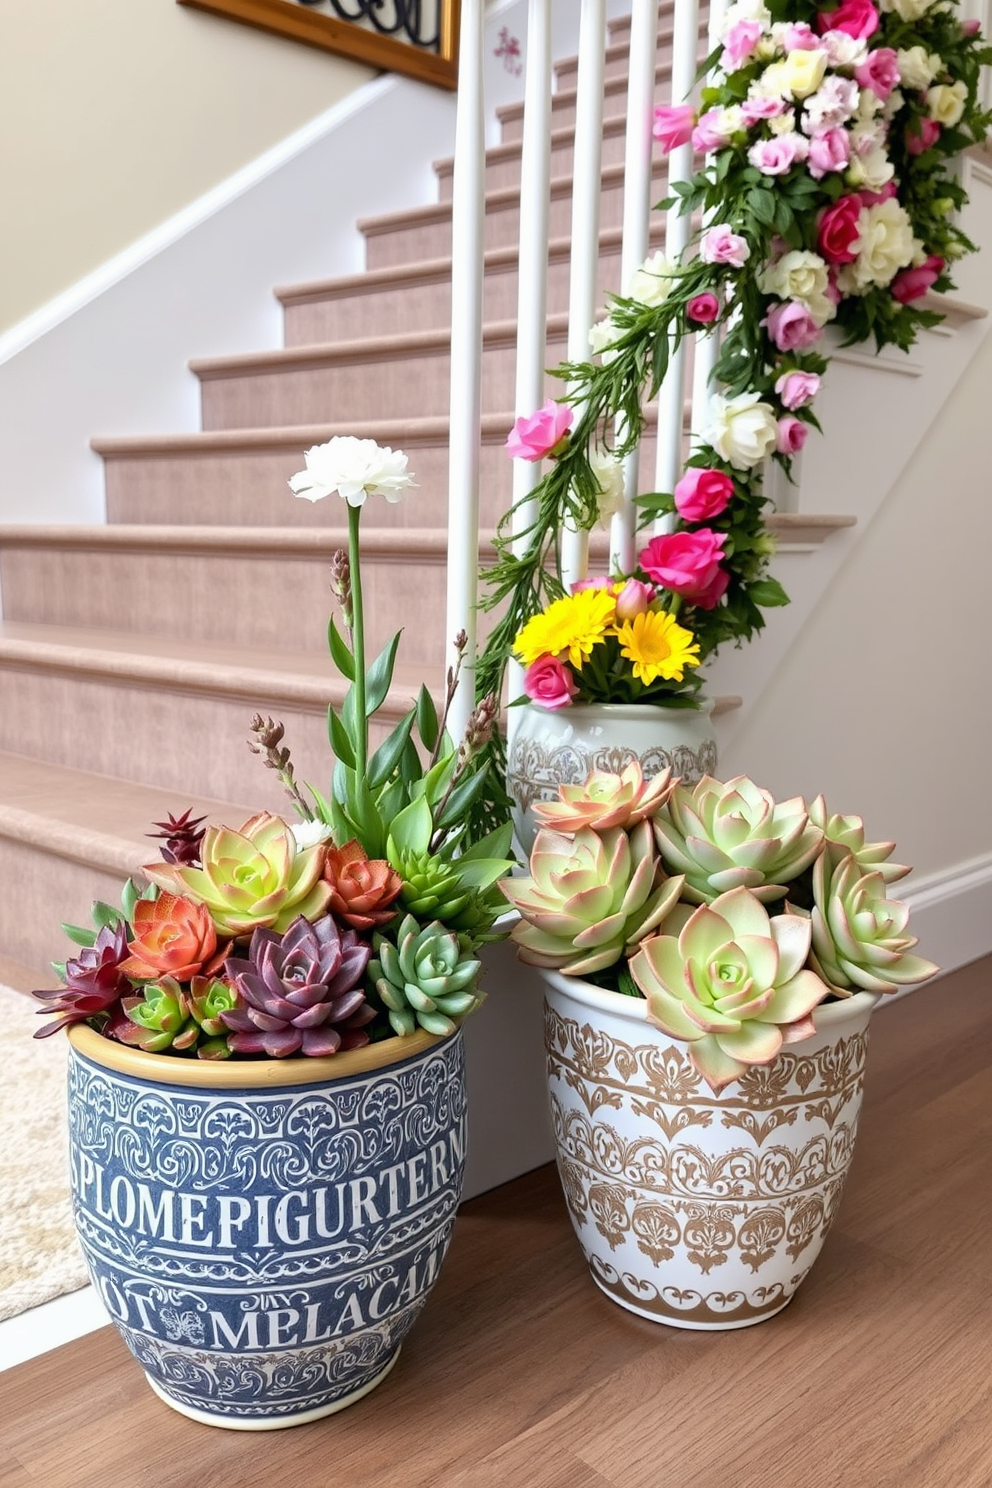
587 451 626 527
720 0 771 40
880 0 936 20
757 250 836 325
820 30 868 68
289 436 415 506
290 818 335 850
589 316 621 362
703 392 779 470
847 141 895 192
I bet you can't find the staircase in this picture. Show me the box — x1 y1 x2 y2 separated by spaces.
1 5 984 995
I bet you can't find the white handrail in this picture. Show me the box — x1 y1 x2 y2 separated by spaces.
445 0 486 742
561 0 608 592
612 0 661 576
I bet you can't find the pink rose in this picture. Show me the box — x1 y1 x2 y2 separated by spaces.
808 127 851 180
653 104 696 153
689 567 731 610
776 416 809 454
817 195 864 263
764 301 824 351
962 18 982 34
506 400 574 461
721 19 763 68
687 292 721 325
859 182 897 206
639 529 728 604
614 580 656 621
700 224 750 267
782 21 820 50
906 117 941 156
673 468 735 522
854 47 900 101
522 655 579 711
815 0 879 39
775 370 821 408
748 135 809 176
692 109 738 153
570 575 612 593
741 95 787 126
891 254 944 303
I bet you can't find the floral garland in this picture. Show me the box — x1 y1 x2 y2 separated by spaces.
476 0 991 731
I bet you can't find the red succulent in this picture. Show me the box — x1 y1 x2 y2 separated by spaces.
33 922 133 1038
119 892 224 981
323 839 403 930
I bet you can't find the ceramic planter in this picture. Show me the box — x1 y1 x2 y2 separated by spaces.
67 1024 467 1429
506 701 718 856
542 971 878 1330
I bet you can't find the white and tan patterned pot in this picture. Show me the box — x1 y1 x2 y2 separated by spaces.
542 971 879 1330
506 701 718 858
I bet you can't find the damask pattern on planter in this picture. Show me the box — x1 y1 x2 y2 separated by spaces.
68 1036 466 1423
545 1002 871 1329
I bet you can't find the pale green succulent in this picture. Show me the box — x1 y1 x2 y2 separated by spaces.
653 775 823 905
807 795 910 885
501 820 684 976
808 844 938 995
629 886 829 1093
369 914 482 1037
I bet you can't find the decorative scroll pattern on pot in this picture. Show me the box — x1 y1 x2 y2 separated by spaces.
68 1035 466 1423
508 734 718 816
545 1003 871 1330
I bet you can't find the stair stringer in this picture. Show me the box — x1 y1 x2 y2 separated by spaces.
706 151 992 756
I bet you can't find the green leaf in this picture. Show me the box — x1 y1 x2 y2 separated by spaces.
445 855 515 892
91 901 124 932
345 771 385 858
327 616 355 682
342 682 362 751
327 704 357 769
387 795 433 857
459 821 514 862
748 188 776 227
415 685 440 752
365 631 402 716
61 921 97 949
434 767 491 833
367 710 416 789
421 748 458 807
749 578 790 607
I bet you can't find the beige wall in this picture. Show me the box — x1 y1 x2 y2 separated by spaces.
723 326 992 880
0 0 374 332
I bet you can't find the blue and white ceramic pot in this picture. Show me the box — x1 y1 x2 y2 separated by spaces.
66 1024 467 1429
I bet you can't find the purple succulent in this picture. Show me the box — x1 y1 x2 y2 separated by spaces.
220 914 374 1057
33 921 133 1038
147 808 207 867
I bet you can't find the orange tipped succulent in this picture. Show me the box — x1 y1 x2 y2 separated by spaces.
119 893 222 981
531 761 676 836
323 839 403 930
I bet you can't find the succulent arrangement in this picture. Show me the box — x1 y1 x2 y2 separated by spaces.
503 763 937 1090
34 440 513 1058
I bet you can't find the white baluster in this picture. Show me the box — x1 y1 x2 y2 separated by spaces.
654 0 701 506
613 0 661 575
446 0 486 742
689 0 731 445
561 0 607 593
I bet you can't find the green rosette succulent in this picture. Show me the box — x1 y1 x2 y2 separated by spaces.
369 914 482 1037
389 847 472 921
653 774 823 905
501 820 684 977
143 811 331 936
114 974 238 1058
629 886 830 1093
808 795 910 885
808 844 938 996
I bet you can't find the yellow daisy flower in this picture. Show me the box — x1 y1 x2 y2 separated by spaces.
514 588 617 668
614 610 701 685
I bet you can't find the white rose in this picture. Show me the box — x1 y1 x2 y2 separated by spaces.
896 46 941 90
769 112 799 135
881 0 936 20
757 250 836 324
765 49 829 99
289 436 415 506
588 451 625 527
927 80 968 127
847 142 896 192
850 199 917 290
857 88 885 119
883 88 905 119
703 392 779 469
589 316 620 362
628 250 676 308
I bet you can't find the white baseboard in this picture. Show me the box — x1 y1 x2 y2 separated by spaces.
897 852 992 979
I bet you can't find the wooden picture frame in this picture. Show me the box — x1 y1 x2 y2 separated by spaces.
176 0 461 91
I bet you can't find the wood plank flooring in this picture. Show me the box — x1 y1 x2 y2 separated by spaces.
1 957 989 1487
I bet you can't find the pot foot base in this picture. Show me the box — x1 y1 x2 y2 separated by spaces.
145 1347 402 1431
591 1273 796 1331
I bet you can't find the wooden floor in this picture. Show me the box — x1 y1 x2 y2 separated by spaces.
2 957 990 1487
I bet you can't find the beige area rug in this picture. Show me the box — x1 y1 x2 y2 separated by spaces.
0 985 90 1321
